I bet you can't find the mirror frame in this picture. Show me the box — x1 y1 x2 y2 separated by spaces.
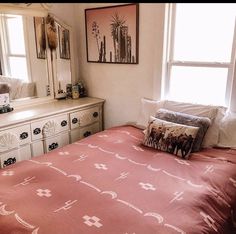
0 3 75 108
47 13 75 100
0 4 50 17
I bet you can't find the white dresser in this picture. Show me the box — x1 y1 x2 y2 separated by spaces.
0 97 105 168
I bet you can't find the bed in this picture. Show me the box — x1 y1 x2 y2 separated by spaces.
0 125 236 234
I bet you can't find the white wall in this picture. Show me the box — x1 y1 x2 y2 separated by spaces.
74 3 166 129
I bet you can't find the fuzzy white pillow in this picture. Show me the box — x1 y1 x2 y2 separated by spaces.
217 111 236 148
136 98 165 129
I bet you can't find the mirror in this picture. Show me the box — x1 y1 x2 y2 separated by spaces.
0 12 52 101
0 4 73 105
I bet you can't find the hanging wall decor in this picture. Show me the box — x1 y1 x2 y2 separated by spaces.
34 16 46 59
58 24 70 59
85 3 139 64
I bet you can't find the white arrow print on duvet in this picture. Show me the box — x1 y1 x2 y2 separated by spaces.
147 165 161 172
54 200 78 212
230 177 236 187
61 178 187 234
80 181 101 192
115 153 126 160
67 174 82 181
101 191 117 199
116 199 143 214
132 145 144 151
115 172 129 181
174 158 190 166
0 204 14 215
75 142 202 189
200 211 218 232
15 213 35 229
73 154 88 162
128 159 147 166
14 177 36 187
115 130 141 141
170 192 184 203
164 224 186 234
29 160 67 176
144 212 164 224
0 203 39 233
206 186 231 208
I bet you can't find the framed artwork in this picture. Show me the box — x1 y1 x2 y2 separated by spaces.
34 17 46 59
58 24 70 59
85 3 139 64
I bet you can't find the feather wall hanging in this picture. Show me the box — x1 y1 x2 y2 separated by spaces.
46 14 58 97
46 14 58 51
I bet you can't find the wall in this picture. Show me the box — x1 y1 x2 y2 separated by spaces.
74 3 166 129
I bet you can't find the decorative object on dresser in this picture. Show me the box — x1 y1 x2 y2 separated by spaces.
0 82 13 114
0 97 104 168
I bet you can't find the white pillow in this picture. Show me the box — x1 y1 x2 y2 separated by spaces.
217 111 236 148
136 98 165 129
162 100 227 148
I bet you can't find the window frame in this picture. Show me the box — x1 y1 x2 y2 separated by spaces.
163 3 236 107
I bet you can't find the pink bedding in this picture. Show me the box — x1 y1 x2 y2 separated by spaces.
0 125 236 234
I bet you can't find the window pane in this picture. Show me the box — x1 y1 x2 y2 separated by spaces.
6 15 26 54
169 66 228 106
9 57 28 81
174 3 236 62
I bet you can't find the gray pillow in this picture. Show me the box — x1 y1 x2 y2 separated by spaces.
155 108 211 152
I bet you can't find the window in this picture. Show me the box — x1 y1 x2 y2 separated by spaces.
163 3 236 106
0 14 30 82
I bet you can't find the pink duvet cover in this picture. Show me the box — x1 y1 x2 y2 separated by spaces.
0 125 236 234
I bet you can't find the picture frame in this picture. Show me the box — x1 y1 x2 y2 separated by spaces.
34 17 46 59
85 3 139 64
58 24 70 60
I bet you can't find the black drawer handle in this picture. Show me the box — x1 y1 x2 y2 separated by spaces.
93 112 98 118
61 120 68 127
20 132 28 140
83 131 91 138
48 142 59 151
72 117 78 124
33 128 41 135
3 157 16 167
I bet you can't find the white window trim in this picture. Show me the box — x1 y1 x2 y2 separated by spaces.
163 3 236 107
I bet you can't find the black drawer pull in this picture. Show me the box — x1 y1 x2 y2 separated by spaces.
93 112 98 118
61 120 68 127
48 142 59 151
72 118 78 124
83 131 91 138
20 132 28 140
3 157 16 167
33 128 41 135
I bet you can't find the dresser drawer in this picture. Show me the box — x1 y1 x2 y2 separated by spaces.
0 124 31 152
70 106 100 129
44 132 69 153
0 145 31 168
0 149 20 168
31 114 69 140
70 122 100 143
